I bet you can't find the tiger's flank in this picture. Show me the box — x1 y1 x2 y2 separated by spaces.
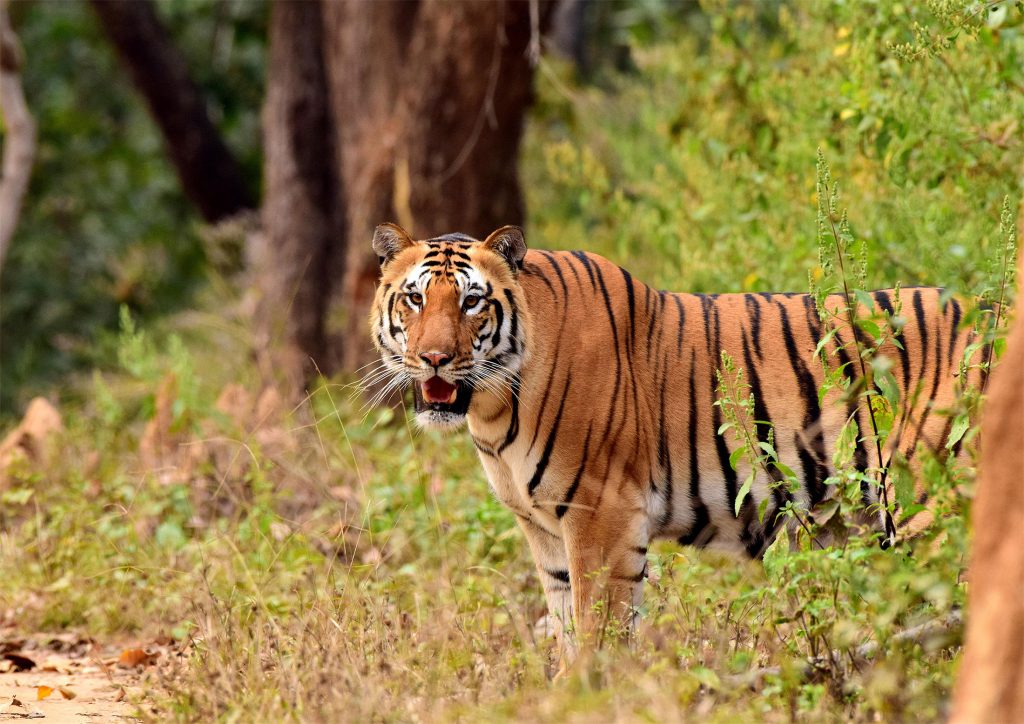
368 222 983 659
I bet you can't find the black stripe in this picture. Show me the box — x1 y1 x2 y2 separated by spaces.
946 297 962 369
742 331 786 512
657 349 674 532
556 425 592 519
497 376 521 453
907 294 946 459
619 266 637 348
490 295 504 347
591 262 624 447
540 251 569 297
744 294 765 360
472 438 496 457
678 506 712 547
671 294 686 356
709 303 740 517
873 289 911 396
503 289 519 347
527 381 570 495
521 262 557 296
386 292 402 339
681 347 712 544
645 286 659 355
913 290 928 383
544 568 570 584
571 250 597 288
777 301 829 504
833 327 872 502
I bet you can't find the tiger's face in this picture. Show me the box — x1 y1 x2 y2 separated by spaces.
369 223 529 430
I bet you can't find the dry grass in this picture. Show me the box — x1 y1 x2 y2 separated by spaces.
0 326 966 721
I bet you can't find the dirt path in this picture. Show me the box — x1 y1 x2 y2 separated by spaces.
1 633 175 722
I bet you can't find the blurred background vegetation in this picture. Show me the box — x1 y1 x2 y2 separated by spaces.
4 0 1019 415
0 0 1021 719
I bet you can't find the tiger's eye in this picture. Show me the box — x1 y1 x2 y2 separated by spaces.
463 295 480 309
408 292 423 306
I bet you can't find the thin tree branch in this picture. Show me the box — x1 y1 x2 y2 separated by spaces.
89 0 254 223
0 2 37 277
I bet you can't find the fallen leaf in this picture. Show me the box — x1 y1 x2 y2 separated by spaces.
36 686 53 701
58 686 76 700
2 652 36 671
114 687 126 702
118 648 157 668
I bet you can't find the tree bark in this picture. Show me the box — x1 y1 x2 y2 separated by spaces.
89 0 254 223
253 0 340 386
950 218 1024 723
323 0 551 371
401 0 535 236
0 2 36 277
321 0 419 371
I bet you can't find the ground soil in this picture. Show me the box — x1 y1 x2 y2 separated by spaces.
0 631 179 722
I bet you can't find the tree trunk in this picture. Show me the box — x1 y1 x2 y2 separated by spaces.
321 0 419 372
950 223 1024 723
254 0 549 381
0 3 36 277
401 0 535 236
323 0 551 371
90 0 254 223
253 0 340 386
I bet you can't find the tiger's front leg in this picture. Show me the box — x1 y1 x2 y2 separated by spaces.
515 515 577 668
561 486 649 651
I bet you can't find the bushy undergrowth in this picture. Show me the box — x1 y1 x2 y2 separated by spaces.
1 0 1021 721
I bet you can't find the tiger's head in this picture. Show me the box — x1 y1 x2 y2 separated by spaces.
369 223 530 430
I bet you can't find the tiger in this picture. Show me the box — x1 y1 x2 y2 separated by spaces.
368 222 982 654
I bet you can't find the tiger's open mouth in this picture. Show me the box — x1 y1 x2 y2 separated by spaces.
413 376 473 417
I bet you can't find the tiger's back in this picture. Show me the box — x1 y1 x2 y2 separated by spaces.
468 249 976 558
368 224 980 648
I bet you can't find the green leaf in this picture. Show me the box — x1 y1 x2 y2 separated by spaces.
729 446 745 471
945 414 971 450
854 288 875 312
832 417 858 469
814 328 839 358
856 318 881 340
735 472 755 516
893 465 915 512
876 369 900 410
773 461 798 480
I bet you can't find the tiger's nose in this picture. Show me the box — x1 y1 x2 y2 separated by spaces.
420 351 452 368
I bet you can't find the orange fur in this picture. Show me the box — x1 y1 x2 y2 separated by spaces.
370 224 982 654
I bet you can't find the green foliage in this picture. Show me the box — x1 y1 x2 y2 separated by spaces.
1 0 1022 720
0 1 267 415
524 0 1023 298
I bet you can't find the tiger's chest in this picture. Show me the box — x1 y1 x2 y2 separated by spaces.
471 425 564 538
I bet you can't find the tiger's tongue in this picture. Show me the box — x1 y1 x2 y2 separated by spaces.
423 376 457 404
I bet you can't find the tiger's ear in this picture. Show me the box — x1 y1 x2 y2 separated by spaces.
482 225 527 273
372 223 415 266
